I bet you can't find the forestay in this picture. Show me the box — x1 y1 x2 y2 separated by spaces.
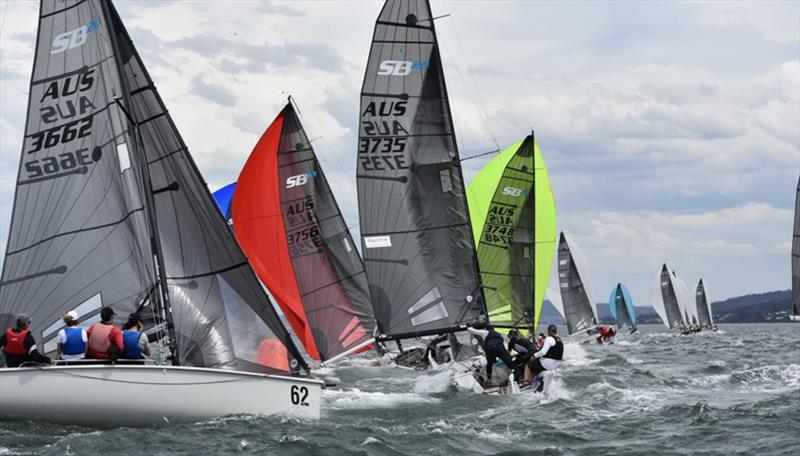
467 136 556 332
557 232 598 335
233 102 376 362
0 0 306 374
357 0 487 339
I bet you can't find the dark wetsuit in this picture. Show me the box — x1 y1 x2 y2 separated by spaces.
508 335 535 379
483 330 514 381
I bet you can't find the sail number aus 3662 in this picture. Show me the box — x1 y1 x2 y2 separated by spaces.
27 118 93 154
23 147 101 180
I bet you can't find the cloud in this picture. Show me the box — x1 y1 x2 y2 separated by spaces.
191 75 237 107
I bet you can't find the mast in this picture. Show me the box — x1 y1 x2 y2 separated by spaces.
100 0 178 365
531 129 536 332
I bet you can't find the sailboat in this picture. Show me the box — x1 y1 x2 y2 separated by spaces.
357 0 488 348
792 175 800 321
466 135 557 333
0 0 321 426
557 232 599 335
609 283 637 333
695 279 715 330
232 101 378 364
651 264 687 330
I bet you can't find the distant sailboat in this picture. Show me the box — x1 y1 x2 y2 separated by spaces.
557 232 599 335
466 135 557 332
232 101 377 363
357 0 488 342
609 283 637 332
695 279 714 329
792 175 800 321
0 0 321 426
652 264 687 330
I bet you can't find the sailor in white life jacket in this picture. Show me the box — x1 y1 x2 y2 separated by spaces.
526 324 563 381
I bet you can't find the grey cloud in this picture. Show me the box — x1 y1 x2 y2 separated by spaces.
172 34 346 73
257 1 305 17
191 76 237 107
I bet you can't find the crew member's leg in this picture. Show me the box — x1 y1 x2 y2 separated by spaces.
485 348 497 380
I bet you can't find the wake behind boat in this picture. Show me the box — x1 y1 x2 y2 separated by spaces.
0 0 321 426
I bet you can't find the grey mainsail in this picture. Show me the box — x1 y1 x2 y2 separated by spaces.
695 278 713 328
557 232 598 335
357 0 487 339
793 175 800 319
658 264 685 329
1 0 306 374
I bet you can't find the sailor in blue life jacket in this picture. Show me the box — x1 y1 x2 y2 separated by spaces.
121 313 150 360
466 324 514 383
0 313 53 368
57 310 87 360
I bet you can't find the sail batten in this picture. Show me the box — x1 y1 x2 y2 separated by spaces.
357 0 487 338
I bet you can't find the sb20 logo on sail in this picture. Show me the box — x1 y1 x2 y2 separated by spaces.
377 60 429 76
51 19 100 54
285 171 318 188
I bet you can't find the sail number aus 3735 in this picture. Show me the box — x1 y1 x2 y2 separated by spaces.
358 137 408 171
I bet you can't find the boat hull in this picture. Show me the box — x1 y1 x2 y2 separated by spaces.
0 365 323 427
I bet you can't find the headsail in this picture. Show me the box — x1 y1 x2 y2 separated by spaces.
212 182 237 223
793 175 800 320
652 264 684 329
466 136 557 331
0 0 306 374
695 278 713 328
556 232 598 335
357 0 487 339
233 102 376 361
609 283 637 331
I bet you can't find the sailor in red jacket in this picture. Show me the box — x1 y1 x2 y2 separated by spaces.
86 307 124 360
0 313 53 367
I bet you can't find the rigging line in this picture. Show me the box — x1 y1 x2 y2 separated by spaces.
441 0 498 151
460 148 501 162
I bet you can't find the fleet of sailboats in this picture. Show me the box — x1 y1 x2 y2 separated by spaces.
0 0 783 428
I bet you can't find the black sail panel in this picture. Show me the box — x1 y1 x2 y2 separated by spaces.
99 1 306 373
695 279 712 327
357 0 486 338
793 176 800 317
556 233 597 335
0 0 156 360
277 103 377 361
659 264 684 329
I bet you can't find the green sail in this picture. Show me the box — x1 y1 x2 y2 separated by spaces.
467 135 557 331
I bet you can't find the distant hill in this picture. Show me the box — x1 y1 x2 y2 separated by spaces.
539 289 794 325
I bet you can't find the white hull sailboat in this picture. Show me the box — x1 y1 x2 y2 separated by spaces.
0 365 322 427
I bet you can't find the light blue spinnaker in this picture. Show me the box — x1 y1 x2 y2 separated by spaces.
608 283 637 331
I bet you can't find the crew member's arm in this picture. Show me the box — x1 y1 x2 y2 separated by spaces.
56 329 66 359
466 327 489 339
139 332 150 357
23 332 52 364
533 337 554 359
111 327 124 351
0 332 7 350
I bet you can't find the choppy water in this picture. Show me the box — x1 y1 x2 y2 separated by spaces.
1 323 798 455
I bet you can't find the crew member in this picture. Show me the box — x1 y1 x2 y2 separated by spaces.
0 313 52 367
527 324 563 388
121 313 150 360
57 310 87 360
596 325 616 344
507 329 535 380
86 307 123 360
467 324 513 383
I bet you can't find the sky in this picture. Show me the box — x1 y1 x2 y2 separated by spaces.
0 0 798 306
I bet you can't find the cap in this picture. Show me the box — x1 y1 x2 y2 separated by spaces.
63 310 79 322
16 313 31 326
100 307 116 321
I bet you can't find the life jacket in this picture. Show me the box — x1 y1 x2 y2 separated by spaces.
122 330 144 359
510 336 534 353
544 336 564 360
484 330 504 348
62 327 86 356
87 323 114 358
3 328 29 355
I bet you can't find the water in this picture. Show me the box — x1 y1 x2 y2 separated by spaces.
1 324 798 455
